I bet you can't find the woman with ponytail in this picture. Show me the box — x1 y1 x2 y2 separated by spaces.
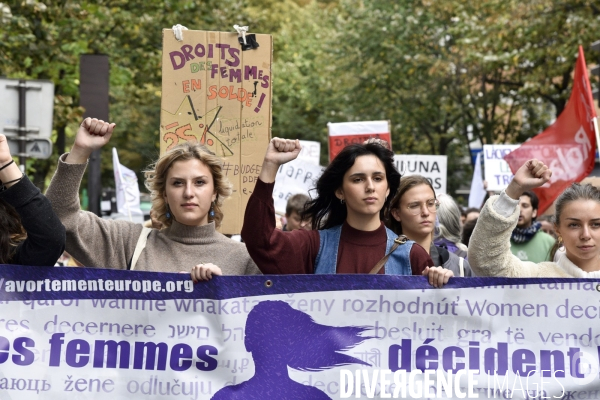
469 159 600 278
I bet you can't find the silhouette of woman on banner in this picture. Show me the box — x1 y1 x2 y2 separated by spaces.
212 300 373 400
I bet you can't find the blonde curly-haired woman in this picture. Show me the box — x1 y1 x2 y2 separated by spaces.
46 118 260 281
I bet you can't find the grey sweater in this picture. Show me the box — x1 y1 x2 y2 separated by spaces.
45 154 261 275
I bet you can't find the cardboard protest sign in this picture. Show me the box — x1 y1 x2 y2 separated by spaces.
273 158 323 214
394 154 447 194
160 29 273 233
327 120 391 161
483 144 519 191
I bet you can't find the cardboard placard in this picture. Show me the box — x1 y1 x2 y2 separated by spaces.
160 29 273 233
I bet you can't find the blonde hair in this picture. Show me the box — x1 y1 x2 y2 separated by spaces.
144 142 233 228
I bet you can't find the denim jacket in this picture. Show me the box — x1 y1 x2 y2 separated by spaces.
314 225 413 274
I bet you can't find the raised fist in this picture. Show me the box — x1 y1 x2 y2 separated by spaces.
263 138 302 166
73 118 116 153
506 159 552 200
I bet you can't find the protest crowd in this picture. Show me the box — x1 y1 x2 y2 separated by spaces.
3 115 600 280
1 17 600 399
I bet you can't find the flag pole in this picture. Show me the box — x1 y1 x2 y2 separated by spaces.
125 196 133 222
594 117 600 163
113 147 133 222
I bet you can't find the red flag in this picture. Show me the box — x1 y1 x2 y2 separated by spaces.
503 46 598 214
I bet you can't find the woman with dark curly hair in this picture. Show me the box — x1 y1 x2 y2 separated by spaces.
241 138 451 286
45 118 259 280
0 134 65 266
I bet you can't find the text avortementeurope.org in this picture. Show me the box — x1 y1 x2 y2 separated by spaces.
0 277 194 294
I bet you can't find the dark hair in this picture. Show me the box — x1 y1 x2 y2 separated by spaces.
464 207 481 217
303 143 400 230
521 190 539 212
550 183 600 260
0 198 26 264
461 217 478 247
386 175 435 235
286 193 309 216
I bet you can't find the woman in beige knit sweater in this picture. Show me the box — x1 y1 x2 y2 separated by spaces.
46 118 260 280
469 159 600 278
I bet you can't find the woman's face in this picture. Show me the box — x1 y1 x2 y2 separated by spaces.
391 183 436 240
335 155 390 219
163 159 216 227
555 199 600 270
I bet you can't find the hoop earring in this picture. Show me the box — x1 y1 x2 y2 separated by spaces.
557 236 564 249
209 201 215 218
340 198 345 205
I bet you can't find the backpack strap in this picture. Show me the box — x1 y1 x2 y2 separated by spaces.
129 227 152 270
459 257 465 277
369 235 408 274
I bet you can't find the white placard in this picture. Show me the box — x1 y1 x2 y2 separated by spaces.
297 140 321 166
327 120 389 136
482 144 520 191
273 158 323 215
327 120 391 161
394 154 448 194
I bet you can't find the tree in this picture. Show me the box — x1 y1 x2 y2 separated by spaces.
0 0 250 190
309 0 600 195
2 0 599 199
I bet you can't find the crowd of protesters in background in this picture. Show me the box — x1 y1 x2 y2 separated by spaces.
3 119 595 284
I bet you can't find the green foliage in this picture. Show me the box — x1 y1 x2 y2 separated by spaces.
0 0 248 189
